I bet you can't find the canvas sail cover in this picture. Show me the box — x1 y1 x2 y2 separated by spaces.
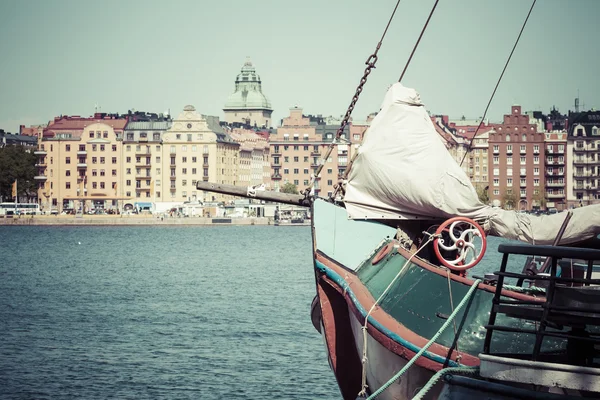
344 83 600 245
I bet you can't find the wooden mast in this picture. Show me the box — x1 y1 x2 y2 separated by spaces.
196 181 311 207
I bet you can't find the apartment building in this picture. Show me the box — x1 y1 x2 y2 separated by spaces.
161 106 239 204
544 132 567 210
567 110 600 207
488 106 545 210
227 128 271 189
35 114 128 213
121 118 172 205
270 107 350 197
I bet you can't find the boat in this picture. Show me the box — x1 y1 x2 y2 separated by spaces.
194 2 600 398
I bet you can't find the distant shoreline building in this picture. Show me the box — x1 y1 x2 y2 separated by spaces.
223 59 273 128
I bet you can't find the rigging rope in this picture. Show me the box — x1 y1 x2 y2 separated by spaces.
304 0 403 197
332 0 441 199
459 0 537 167
398 0 440 83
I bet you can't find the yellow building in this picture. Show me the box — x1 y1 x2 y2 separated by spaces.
35 115 128 213
161 106 239 204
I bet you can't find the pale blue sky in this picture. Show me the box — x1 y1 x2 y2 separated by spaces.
0 0 598 132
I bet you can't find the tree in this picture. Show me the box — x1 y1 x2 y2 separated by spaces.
476 185 489 205
531 190 546 210
280 182 299 194
502 190 517 210
0 146 37 202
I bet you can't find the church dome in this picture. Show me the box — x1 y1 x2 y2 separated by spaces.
224 59 272 111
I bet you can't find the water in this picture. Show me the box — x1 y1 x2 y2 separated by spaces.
0 226 339 399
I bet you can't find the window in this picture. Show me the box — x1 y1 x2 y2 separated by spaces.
494 189 500 195
182 157 187 163
182 168 187 174
154 133 160 141
327 179 333 186
507 156 512 165
100 145 105 151
303 168 309 174
187 134 192 142
283 168 289 174
534 178 539 186
182 180 187 186
182 146 187 152
65 170 71 176
100 157 105 164
293 168 299 174
103 131 108 138
507 145 512 153
66 144 71 151
293 156 299 162
293 145 299 151
534 167 539 175
65 157 71 164
284 156 289 162
520 156 526 164
493 178 499 186
522 134 527 142
533 156 539 164
112 157 117 164
507 178 513 185
126 179 131 186
92 157 98 164
192 157 197 163
100 169 105 177
92 182 97 189
493 156 499 164
66 182 71 189
507 168 513 176
170 145 176 154
100 182 105 189
493 168 500 176
112 169 117 176
505 134 510 142
89 131 94 138
176 134 181 140
293 180 299 185
156 168 160 174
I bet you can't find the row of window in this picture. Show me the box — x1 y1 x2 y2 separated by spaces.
64 144 117 152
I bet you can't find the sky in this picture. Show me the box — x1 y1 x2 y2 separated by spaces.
0 0 598 133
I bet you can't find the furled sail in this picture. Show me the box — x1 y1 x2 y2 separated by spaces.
343 83 600 245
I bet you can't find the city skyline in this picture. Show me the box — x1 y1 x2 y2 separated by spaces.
1 0 599 133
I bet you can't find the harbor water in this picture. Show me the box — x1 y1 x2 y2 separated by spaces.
0 225 516 399
0 226 339 399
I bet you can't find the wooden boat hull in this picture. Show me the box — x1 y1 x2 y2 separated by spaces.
311 199 548 399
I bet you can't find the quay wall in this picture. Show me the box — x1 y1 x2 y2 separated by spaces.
0 215 273 226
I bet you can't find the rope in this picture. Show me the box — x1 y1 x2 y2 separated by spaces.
503 284 546 294
305 0 403 197
398 0 440 83
364 278 482 399
460 0 537 167
445 269 460 360
357 234 437 397
412 366 480 400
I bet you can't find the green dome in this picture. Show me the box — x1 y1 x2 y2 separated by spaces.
224 59 272 111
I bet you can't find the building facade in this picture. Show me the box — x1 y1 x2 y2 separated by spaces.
488 106 545 210
566 110 600 207
223 59 273 128
544 132 567 210
270 107 351 197
35 114 128 213
161 106 239 204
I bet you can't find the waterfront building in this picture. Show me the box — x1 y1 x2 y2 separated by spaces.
223 59 273 128
270 107 351 197
35 114 128 213
566 110 600 207
488 106 545 210
19 124 45 137
122 115 172 209
227 127 271 189
161 106 239 205
470 130 491 196
544 131 567 210
0 130 38 149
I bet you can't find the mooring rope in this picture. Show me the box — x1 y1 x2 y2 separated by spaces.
412 366 480 399
357 233 438 397
364 278 482 399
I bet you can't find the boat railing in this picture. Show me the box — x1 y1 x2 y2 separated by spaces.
483 243 600 367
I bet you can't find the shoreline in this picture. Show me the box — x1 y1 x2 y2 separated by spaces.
0 215 276 226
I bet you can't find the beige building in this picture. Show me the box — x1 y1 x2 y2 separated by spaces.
161 106 239 204
121 120 171 207
227 128 271 189
35 115 128 213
